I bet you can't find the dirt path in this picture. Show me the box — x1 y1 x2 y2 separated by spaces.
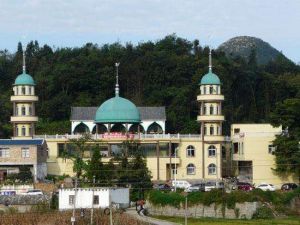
125 207 181 225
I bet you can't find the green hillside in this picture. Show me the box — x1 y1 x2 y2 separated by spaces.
0 35 299 137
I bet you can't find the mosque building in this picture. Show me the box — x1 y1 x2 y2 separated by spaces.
0 47 297 187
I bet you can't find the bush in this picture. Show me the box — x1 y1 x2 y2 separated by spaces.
252 206 274 219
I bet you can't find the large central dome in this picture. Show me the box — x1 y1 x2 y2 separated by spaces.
95 96 140 123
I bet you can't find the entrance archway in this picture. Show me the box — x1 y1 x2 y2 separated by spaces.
73 123 90 134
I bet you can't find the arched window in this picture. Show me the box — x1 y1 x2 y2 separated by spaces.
147 122 163 134
210 105 214 115
203 105 207 115
93 124 108 134
111 124 126 133
29 125 32 136
186 145 195 157
203 86 206 94
208 164 216 175
210 126 214 135
22 126 26 136
73 123 90 134
129 124 145 134
21 106 26 116
187 163 195 175
209 86 213 94
22 87 26 95
208 145 216 157
29 106 32 115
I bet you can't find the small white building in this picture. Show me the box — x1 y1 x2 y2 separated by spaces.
59 187 130 210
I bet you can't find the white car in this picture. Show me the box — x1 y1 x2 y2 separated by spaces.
171 180 191 190
256 184 275 191
205 181 225 192
23 189 44 195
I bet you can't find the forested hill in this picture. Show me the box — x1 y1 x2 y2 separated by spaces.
0 35 299 137
218 36 291 65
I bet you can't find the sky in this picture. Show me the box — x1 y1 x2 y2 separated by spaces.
0 0 299 63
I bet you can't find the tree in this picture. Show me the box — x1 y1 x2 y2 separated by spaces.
85 145 105 183
63 133 92 178
270 98 300 181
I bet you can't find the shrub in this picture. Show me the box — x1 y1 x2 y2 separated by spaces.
252 206 274 219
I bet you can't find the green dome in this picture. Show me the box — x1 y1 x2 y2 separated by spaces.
95 96 140 123
200 70 221 85
14 72 35 86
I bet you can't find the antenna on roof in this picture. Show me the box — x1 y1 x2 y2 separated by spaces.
208 48 212 72
115 62 120 96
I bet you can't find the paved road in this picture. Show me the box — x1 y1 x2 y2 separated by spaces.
126 208 181 225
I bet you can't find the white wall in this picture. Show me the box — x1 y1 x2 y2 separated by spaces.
59 188 129 210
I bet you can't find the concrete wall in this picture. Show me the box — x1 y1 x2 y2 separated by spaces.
147 202 260 219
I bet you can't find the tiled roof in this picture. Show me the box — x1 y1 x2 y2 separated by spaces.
0 139 44 146
71 106 166 121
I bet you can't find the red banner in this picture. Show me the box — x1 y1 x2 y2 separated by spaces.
102 132 134 139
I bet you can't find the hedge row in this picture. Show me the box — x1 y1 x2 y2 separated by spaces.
148 188 300 209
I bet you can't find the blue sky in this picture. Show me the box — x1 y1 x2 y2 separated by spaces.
0 0 299 63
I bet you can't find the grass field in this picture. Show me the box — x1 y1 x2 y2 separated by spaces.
153 215 300 225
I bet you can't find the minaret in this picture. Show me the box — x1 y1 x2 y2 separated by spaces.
11 44 38 139
115 62 120 96
197 49 225 179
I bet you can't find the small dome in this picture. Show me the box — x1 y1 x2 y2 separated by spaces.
14 72 35 86
95 96 140 123
200 71 221 85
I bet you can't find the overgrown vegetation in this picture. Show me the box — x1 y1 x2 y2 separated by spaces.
148 188 300 213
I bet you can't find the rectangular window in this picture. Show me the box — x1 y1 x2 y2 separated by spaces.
233 143 238 154
268 145 276 154
22 148 30 158
0 148 10 158
93 195 99 205
234 128 240 134
58 144 65 157
69 195 75 205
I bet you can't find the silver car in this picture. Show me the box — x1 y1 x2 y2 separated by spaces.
186 183 205 192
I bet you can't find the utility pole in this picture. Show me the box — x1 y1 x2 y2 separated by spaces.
185 193 188 225
71 177 78 225
174 147 177 192
109 189 113 225
90 175 95 225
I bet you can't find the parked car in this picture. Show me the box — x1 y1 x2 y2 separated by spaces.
0 190 16 196
256 184 275 191
153 183 173 191
171 180 191 190
205 181 224 192
236 182 254 191
23 189 44 195
186 183 205 192
281 183 298 191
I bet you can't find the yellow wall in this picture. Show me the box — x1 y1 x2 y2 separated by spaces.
231 124 297 187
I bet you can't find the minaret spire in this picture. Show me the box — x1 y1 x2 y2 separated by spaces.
22 44 26 73
115 62 120 96
208 48 212 72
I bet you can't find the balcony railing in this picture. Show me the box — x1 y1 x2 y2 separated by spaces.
34 133 203 140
